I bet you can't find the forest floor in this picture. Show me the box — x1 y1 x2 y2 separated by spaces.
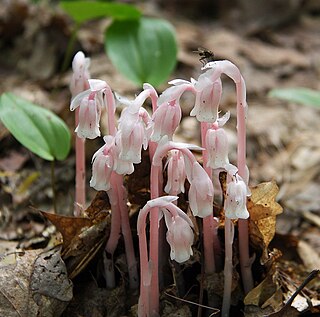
0 1 319 317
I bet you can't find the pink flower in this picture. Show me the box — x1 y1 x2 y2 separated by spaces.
75 93 101 139
70 51 90 97
151 100 182 142
188 162 214 218
205 112 231 169
224 171 250 219
190 76 222 123
151 79 195 142
137 196 194 264
90 135 116 191
113 142 135 175
116 104 152 164
164 150 186 194
163 209 194 263
70 79 110 139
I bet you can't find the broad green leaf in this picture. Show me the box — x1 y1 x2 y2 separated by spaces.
0 93 71 161
60 1 141 24
105 17 177 87
269 88 320 108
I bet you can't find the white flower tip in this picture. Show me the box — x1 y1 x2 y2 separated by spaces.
88 79 107 91
146 196 178 208
72 51 85 70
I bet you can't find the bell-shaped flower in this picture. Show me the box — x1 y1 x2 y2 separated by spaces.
75 93 101 139
206 129 229 169
164 150 186 194
115 91 153 164
70 79 110 139
188 162 214 218
70 51 90 97
151 79 195 142
116 106 152 164
190 74 222 123
163 210 194 263
90 135 116 191
112 142 135 175
151 100 182 142
224 172 250 219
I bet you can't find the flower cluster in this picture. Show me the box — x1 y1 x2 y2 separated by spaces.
70 51 252 317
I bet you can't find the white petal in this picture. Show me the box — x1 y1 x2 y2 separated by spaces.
88 79 107 91
70 89 90 110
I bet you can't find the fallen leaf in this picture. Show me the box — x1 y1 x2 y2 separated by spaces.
244 266 281 309
248 181 283 262
0 247 72 317
42 208 111 280
62 217 110 279
41 211 92 248
84 190 111 222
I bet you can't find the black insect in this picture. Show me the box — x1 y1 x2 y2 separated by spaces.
194 47 215 66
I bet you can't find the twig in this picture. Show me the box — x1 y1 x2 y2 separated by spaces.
164 291 220 316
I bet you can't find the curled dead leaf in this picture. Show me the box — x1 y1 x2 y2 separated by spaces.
41 192 111 279
247 181 283 262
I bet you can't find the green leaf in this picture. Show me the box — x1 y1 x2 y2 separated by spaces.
269 88 320 108
105 17 177 87
60 1 141 24
0 93 71 161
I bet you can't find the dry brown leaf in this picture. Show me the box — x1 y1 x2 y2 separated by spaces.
42 193 111 279
84 190 111 221
42 211 92 248
0 247 72 317
244 268 281 308
248 181 283 262
248 181 283 221
62 217 110 279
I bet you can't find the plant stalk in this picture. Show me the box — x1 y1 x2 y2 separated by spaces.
50 159 57 214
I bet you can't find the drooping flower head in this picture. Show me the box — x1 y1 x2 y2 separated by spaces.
164 150 186 195
151 79 195 142
188 162 214 218
137 196 194 264
224 164 250 219
190 75 222 123
206 111 230 169
116 92 152 165
90 135 116 191
70 79 112 139
163 206 194 263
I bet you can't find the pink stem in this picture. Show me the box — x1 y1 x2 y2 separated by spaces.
137 204 150 317
74 108 86 216
105 87 116 137
236 79 254 294
200 122 216 274
105 173 121 288
115 173 139 289
148 91 158 161
149 164 161 315
221 218 234 317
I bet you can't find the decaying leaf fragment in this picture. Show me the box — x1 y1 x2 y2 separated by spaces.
42 191 111 279
0 247 72 317
244 264 283 313
248 181 283 262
